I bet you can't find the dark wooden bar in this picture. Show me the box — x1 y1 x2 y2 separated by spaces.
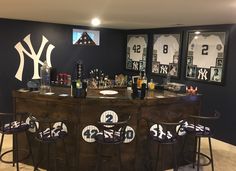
12 88 202 171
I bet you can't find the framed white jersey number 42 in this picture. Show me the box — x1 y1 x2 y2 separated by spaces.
126 34 148 71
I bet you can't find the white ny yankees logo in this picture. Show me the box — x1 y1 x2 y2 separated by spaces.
160 65 168 74
14 34 55 81
198 68 208 80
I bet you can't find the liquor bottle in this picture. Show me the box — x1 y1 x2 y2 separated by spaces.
137 71 143 89
76 61 88 98
140 83 146 100
142 72 148 88
148 79 155 90
40 61 51 94
127 76 132 90
76 60 83 80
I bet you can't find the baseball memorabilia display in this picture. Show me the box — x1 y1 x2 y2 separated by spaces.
73 29 100 46
126 34 148 71
152 34 181 77
186 31 228 84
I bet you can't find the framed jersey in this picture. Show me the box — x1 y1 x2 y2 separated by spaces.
152 33 181 78
126 34 148 71
185 30 228 85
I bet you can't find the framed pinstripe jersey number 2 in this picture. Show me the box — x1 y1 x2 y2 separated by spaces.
185 31 228 85
152 34 181 78
126 34 148 71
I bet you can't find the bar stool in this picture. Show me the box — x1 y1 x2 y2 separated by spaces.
32 119 69 171
181 111 220 171
95 114 131 171
0 112 34 171
142 118 186 171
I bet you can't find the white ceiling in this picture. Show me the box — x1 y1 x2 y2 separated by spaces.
1 0 236 29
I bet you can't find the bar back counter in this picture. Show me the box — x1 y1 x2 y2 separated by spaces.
12 87 202 171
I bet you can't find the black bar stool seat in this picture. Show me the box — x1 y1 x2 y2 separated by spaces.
0 112 34 171
95 114 131 171
142 117 186 171
181 111 220 171
32 119 69 171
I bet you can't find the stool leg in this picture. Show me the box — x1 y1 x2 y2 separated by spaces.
34 142 42 171
47 143 50 171
54 142 57 171
62 139 70 171
13 134 15 167
118 145 121 171
96 144 102 171
197 137 201 171
192 136 197 168
26 132 35 167
0 133 5 156
154 144 160 171
15 133 19 171
208 137 214 171
180 135 187 164
172 144 178 171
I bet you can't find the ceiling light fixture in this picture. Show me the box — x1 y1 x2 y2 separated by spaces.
91 18 101 27
194 31 201 35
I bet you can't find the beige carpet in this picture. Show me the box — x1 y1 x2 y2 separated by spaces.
1 134 236 171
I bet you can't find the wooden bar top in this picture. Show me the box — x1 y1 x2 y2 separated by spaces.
13 87 201 103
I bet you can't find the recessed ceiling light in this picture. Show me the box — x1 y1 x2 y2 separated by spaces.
194 31 201 35
194 36 199 39
91 18 101 26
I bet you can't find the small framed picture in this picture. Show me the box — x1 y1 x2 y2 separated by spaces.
187 56 193 65
216 58 223 67
185 30 228 85
186 65 197 79
126 34 148 71
152 61 160 74
152 33 182 78
169 63 178 77
210 67 222 82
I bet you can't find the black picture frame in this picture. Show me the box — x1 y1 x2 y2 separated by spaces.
151 33 182 78
185 30 229 85
126 34 148 71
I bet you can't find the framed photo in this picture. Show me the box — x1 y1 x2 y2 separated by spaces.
216 58 223 67
185 30 228 85
152 33 181 78
210 67 222 82
186 65 197 79
152 61 160 74
126 34 148 71
72 29 100 46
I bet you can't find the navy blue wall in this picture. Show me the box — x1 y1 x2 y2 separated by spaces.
0 19 126 112
0 18 236 145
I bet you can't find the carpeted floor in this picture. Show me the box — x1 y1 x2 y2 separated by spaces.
0 134 236 171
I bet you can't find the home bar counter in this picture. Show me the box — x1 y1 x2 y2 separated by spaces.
12 88 202 171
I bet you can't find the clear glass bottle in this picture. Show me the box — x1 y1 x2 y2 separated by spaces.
40 61 51 94
142 72 148 88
